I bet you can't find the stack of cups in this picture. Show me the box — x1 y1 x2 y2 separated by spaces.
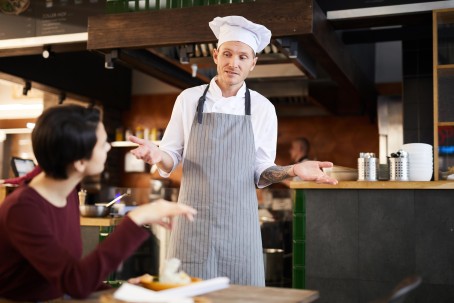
401 143 433 181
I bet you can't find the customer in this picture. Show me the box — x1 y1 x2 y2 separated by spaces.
129 16 337 286
282 137 312 187
0 105 196 301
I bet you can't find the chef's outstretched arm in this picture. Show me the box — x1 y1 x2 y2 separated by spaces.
258 161 338 186
128 135 175 174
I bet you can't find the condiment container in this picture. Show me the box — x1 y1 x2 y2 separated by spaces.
358 152 378 181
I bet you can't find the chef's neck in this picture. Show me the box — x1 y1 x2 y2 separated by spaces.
216 79 244 98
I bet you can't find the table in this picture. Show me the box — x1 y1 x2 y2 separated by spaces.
65 285 319 303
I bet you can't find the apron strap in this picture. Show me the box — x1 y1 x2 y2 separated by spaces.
245 87 251 116
197 84 210 124
197 84 251 124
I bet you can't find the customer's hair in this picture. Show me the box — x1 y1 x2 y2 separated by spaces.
32 105 101 179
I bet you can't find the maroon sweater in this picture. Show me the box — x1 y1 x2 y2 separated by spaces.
0 186 149 301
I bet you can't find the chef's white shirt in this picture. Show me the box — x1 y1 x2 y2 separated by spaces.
159 77 277 188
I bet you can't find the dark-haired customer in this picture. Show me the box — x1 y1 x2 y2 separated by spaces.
0 105 196 301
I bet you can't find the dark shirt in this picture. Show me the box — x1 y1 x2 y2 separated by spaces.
0 186 149 301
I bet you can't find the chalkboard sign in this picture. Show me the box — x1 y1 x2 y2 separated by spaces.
0 0 106 40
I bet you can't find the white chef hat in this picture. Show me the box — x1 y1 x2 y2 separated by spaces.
209 16 272 54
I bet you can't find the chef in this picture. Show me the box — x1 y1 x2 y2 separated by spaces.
129 15 338 286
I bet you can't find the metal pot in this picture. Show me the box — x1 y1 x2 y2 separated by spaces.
79 192 129 217
263 248 284 283
79 204 110 217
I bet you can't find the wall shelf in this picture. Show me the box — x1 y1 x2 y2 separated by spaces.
433 8 454 180
111 141 160 147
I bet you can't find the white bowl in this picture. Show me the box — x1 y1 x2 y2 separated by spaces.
409 174 433 181
402 143 433 152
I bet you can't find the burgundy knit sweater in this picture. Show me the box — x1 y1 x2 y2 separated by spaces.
0 186 149 301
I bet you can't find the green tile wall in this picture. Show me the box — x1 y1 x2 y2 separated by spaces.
293 189 306 288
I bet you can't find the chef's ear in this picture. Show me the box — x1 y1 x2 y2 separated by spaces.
213 48 219 64
250 56 258 71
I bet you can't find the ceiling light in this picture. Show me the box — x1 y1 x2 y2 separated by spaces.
42 45 51 59
191 64 198 77
0 104 43 111
58 92 66 104
22 81 31 96
179 45 194 64
105 49 118 69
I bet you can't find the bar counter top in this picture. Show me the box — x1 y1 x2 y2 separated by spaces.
80 217 122 226
290 180 454 189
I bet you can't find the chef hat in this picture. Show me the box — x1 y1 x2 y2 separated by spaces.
209 16 272 54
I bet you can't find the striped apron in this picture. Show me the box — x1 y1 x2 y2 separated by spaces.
167 84 265 286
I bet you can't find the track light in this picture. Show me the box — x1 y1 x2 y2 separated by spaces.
277 37 298 59
22 81 31 96
179 45 194 64
42 45 51 59
58 92 66 104
104 49 118 69
191 64 198 77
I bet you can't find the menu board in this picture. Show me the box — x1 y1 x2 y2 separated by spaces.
0 0 106 40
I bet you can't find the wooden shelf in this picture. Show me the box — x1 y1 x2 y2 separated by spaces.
433 8 454 181
437 122 454 127
80 216 122 226
437 64 454 70
110 140 160 147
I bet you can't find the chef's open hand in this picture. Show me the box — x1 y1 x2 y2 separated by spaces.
128 199 197 229
129 135 162 165
293 161 338 185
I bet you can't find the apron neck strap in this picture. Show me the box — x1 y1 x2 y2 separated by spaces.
197 84 210 124
197 84 251 124
245 87 251 116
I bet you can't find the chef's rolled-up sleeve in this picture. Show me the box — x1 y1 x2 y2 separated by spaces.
253 98 277 188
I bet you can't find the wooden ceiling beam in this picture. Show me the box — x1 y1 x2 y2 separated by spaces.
87 0 376 115
88 0 314 50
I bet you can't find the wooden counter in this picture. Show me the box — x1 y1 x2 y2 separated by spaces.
291 184 454 302
63 285 319 303
80 217 122 227
0 184 18 205
290 180 454 189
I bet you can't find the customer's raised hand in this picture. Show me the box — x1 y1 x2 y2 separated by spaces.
128 199 197 229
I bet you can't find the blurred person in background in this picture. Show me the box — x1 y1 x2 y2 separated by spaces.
289 137 311 164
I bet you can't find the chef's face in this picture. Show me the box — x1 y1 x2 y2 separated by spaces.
84 123 111 176
213 41 258 89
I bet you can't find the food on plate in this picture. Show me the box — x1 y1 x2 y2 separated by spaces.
139 258 201 290
160 258 191 284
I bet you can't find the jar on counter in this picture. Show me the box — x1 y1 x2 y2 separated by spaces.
358 152 378 181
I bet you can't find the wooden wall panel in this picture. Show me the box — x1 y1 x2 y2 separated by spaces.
276 116 378 168
121 94 182 187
